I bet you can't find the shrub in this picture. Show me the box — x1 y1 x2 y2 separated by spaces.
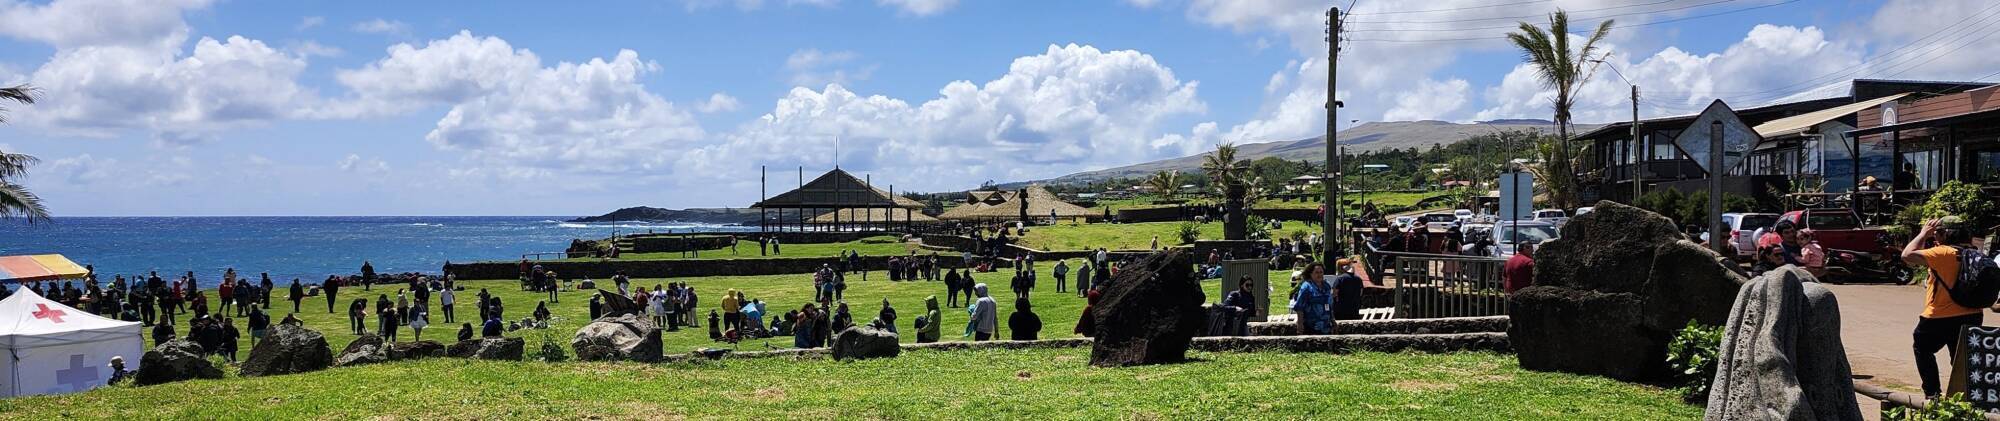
1893 180 1996 238
1633 189 1759 229
1175 222 1201 245
1665 321 1723 402
1885 393 1984 421
1245 215 1271 240
533 330 568 362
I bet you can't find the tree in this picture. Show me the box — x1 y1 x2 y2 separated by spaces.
1146 170 1181 200
1202 143 1250 240
0 84 47 222
1507 10 1614 210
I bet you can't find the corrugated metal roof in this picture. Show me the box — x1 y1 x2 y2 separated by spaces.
1752 93 1908 139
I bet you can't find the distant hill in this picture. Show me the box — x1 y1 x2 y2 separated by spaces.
568 207 762 225
1028 120 1601 186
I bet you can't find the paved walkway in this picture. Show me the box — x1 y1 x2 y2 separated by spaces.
1827 282 1973 420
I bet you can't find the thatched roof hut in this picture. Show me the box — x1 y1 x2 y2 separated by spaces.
939 185 1092 222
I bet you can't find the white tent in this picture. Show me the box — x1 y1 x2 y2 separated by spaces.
0 288 143 397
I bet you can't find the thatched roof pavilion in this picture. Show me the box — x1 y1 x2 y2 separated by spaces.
753 169 927 232
939 185 1093 223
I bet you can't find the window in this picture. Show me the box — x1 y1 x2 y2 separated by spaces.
1739 214 1779 231
1975 150 2000 184
1900 149 1941 190
1806 212 1860 230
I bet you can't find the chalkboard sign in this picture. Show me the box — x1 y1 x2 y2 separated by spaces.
1948 326 2000 413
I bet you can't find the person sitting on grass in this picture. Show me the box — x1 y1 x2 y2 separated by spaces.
533 301 552 322
793 303 819 348
831 302 854 334
482 316 503 338
1008 298 1041 341
873 298 898 334
916 295 941 343
709 310 723 340
152 317 175 346
457 323 474 342
107 356 132 385
1075 289 1100 337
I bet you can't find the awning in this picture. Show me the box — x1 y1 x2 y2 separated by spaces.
0 255 89 283
1753 93 1908 139
1849 107 2000 137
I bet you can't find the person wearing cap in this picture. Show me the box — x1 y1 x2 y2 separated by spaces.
1330 258 1365 321
107 356 132 385
1901 216 1982 398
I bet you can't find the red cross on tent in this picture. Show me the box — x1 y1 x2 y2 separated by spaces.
32 303 67 324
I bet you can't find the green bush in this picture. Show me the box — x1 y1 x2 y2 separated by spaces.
1894 180 1996 238
1633 189 1760 229
1245 215 1271 240
1665 321 1723 402
1885 393 1984 420
1175 222 1201 245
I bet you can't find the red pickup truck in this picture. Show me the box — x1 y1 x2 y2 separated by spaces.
1777 208 1907 283
1777 209 1888 252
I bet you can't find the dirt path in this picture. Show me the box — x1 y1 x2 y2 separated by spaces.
1826 283 1972 420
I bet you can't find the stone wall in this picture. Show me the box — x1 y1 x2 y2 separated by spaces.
1248 208 1321 222
1116 207 1187 223
654 332 1507 363
448 254 965 280
627 235 736 253
1247 316 1509 337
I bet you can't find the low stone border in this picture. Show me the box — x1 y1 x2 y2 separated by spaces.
657 332 1508 363
1853 381 2000 421
1248 316 1510 337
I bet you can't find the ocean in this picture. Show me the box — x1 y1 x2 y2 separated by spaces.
0 216 753 283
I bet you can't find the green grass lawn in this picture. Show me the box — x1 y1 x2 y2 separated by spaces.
176 264 1299 359
0 348 1700 419
1014 221 1204 251
560 236 916 262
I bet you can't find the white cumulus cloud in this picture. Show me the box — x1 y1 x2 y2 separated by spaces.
698 92 742 113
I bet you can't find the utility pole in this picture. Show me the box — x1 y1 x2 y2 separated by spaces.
1630 85 1642 202
1707 121 1725 253
1322 6 1341 266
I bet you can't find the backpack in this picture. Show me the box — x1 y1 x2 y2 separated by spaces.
1940 246 2000 309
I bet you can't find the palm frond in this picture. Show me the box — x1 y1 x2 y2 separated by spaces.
0 150 39 179
0 181 51 222
0 84 38 124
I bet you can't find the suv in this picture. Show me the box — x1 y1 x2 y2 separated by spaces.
1492 220 1561 258
1417 213 1459 231
1532 209 1570 227
1720 212 1780 260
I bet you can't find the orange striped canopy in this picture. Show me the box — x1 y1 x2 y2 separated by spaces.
0 254 89 283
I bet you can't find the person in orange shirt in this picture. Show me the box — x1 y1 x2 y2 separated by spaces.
1901 217 1981 398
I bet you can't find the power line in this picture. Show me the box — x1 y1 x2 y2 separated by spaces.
1345 0 1692 26
1345 0 1554 16
1676 3 2000 103
1347 0 1801 44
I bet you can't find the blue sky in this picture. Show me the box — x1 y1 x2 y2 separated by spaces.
0 0 1993 216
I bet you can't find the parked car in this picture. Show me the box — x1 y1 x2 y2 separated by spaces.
1393 216 1417 230
1492 220 1560 258
1575 206 1595 216
1532 209 1570 227
1417 213 1460 231
1720 212 1781 260
1454 209 1474 223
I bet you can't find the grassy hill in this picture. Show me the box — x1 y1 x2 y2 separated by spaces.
0 348 1699 419
1035 120 1597 185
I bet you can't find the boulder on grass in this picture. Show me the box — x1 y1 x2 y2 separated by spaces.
239 323 333 377
831 325 900 360
1509 201 1745 382
334 334 390 367
597 290 641 318
134 339 223 386
390 340 446 360
448 337 525 361
1089 249 1207 367
572 314 663 362
1704 266 1861 421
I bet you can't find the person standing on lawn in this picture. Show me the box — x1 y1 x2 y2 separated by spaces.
288 278 305 313
1289 263 1332 335
1053 259 1069 294
1903 217 1984 398
324 275 341 314
970 283 998 341
1008 298 1041 341
1330 259 1364 321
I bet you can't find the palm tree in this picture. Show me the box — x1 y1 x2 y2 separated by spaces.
0 84 47 222
1146 170 1181 200
1202 143 1250 240
1507 11 1613 210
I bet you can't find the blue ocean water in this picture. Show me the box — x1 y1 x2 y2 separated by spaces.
0 217 752 283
